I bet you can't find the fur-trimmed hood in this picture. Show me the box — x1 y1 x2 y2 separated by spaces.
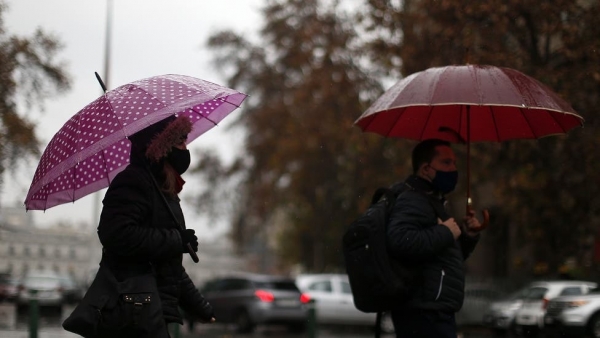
129 115 192 162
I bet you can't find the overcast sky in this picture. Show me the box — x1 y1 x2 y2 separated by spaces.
2 0 264 239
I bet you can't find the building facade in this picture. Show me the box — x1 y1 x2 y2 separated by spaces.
0 206 96 283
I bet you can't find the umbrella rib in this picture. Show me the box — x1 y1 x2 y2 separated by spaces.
520 107 539 138
385 108 406 138
548 110 568 134
490 106 501 142
418 105 435 140
193 107 219 126
100 148 111 185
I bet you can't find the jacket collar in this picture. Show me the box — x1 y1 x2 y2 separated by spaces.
405 174 445 201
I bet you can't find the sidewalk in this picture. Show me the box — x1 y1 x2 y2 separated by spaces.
0 327 79 338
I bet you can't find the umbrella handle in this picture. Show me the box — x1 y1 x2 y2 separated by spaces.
479 209 490 230
466 202 490 231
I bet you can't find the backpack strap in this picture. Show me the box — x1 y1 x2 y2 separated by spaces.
401 182 450 221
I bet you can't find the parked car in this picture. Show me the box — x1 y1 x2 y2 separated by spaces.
0 274 19 302
192 274 310 333
456 283 506 327
543 287 600 338
295 273 394 333
483 285 532 334
513 280 597 336
57 274 82 304
16 271 66 309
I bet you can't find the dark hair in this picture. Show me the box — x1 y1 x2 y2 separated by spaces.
412 139 451 174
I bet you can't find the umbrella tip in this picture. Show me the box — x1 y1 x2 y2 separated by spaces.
95 72 107 93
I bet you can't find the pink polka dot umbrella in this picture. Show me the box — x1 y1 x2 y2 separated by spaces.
25 74 248 211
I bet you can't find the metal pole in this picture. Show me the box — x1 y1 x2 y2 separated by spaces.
466 105 472 214
92 0 113 261
169 323 181 338
103 0 112 92
28 290 38 338
307 299 317 338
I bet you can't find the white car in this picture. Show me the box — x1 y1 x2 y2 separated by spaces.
514 280 597 336
544 289 600 338
295 274 394 333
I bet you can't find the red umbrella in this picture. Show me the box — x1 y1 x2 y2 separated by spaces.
355 64 584 228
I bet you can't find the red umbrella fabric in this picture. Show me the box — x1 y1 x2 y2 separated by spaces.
25 74 247 211
355 64 583 143
355 64 584 228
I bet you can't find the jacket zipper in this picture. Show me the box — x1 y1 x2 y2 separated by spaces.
435 269 445 301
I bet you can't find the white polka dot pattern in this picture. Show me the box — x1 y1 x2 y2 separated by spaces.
25 74 247 210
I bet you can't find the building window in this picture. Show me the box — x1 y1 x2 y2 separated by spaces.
39 246 46 257
54 248 61 258
8 246 14 256
24 247 31 257
37 264 44 271
70 248 76 259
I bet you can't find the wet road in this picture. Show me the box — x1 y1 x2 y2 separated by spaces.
0 304 498 338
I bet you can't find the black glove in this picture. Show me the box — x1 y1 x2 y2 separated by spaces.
179 229 198 253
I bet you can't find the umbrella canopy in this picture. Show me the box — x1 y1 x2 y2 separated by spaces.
355 64 583 143
25 74 247 211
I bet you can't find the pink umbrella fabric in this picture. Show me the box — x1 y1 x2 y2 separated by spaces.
25 74 247 211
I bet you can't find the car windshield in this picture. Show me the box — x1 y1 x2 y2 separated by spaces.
0 274 11 284
23 276 61 287
523 287 548 300
255 281 298 291
59 277 76 288
506 287 532 300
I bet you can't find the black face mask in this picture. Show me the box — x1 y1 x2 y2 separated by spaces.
431 169 458 194
167 148 191 174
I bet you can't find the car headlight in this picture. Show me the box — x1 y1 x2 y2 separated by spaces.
507 303 522 311
567 300 589 308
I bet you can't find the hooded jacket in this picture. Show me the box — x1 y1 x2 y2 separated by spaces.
97 116 213 325
387 175 479 313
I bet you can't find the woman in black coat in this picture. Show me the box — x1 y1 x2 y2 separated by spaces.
97 115 215 337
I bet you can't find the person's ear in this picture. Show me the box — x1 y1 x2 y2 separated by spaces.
419 162 430 176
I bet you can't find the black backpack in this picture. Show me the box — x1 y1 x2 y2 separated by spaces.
342 185 415 313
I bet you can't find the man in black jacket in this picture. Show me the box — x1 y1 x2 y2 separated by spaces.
387 139 485 338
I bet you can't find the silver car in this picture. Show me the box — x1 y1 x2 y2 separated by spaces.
483 286 532 333
457 284 506 327
16 271 64 308
295 274 394 333
198 274 309 333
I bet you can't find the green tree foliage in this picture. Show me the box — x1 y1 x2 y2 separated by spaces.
198 0 411 272
0 1 70 188
362 0 600 277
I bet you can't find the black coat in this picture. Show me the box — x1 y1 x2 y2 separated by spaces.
387 175 478 313
97 162 213 324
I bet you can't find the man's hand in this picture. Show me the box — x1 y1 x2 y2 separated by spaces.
463 209 483 237
438 217 461 239
199 316 216 324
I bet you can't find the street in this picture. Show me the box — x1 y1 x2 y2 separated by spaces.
0 304 498 338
